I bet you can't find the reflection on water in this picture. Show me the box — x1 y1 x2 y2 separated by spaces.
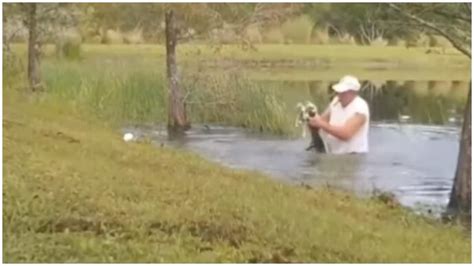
360 80 468 125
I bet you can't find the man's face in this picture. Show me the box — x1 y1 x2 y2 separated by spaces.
337 90 351 100
337 90 357 104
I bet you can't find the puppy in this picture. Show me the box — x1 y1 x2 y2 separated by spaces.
295 101 327 153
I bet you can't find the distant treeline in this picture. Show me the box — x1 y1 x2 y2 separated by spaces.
3 3 456 49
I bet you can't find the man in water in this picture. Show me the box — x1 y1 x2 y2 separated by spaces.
308 75 370 154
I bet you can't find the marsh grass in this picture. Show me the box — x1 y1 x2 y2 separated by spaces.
42 59 168 126
40 58 294 135
184 73 293 134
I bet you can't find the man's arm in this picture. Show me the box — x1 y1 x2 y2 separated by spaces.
309 113 366 141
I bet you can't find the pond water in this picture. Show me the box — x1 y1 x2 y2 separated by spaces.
124 77 469 217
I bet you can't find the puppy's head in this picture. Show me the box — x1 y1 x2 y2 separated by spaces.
296 103 306 112
305 102 318 117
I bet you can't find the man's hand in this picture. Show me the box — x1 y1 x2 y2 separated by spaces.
308 115 325 129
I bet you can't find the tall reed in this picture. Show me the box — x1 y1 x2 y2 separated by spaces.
41 59 294 135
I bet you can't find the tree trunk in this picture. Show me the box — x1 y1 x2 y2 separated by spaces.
27 3 42 92
165 9 190 136
446 85 471 219
3 8 8 54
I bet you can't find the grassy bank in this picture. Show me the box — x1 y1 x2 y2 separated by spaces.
3 87 471 262
84 43 471 69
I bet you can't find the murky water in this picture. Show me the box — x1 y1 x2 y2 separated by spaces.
123 78 468 216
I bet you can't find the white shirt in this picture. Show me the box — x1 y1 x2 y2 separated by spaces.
322 96 370 154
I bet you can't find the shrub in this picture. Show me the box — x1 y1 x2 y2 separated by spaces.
311 28 330 44
281 15 314 44
243 24 263 44
209 28 238 44
370 37 388 47
386 37 404 47
329 33 356 45
124 28 144 45
428 35 452 48
103 29 124 44
405 33 430 48
262 27 285 44
55 28 82 60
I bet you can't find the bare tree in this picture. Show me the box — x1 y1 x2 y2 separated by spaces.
447 88 471 217
26 3 42 91
165 9 190 136
389 3 471 219
358 16 385 44
5 3 82 91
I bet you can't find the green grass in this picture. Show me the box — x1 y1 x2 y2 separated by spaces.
182 73 293 134
3 84 471 262
11 43 471 68
37 58 294 135
41 59 168 126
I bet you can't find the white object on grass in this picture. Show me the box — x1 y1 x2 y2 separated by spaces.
123 133 134 142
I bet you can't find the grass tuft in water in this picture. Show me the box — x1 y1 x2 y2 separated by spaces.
184 73 293 135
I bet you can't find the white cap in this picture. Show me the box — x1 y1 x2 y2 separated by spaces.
332 75 361 93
